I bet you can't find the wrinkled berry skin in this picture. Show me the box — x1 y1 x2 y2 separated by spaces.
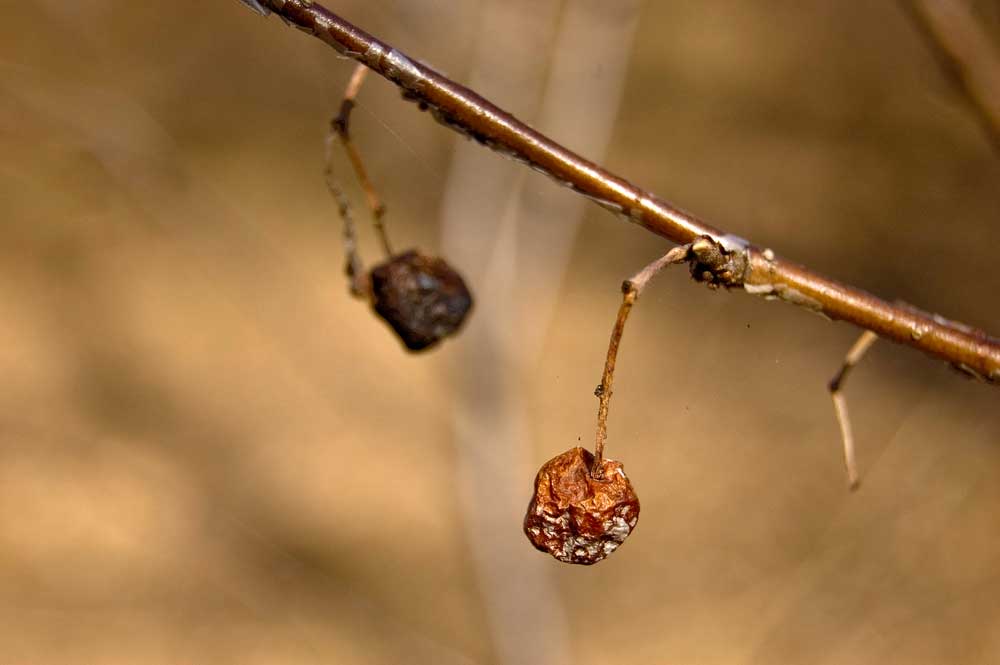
524 447 640 565
369 250 473 351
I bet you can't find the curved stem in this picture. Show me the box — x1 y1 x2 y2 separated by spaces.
828 330 880 490
592 287 636 479
592 246 688 478
332 64 393 258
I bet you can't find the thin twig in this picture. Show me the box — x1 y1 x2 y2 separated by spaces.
323 112 366 296
332 64 393 257
239 0 1000 386
901 0 1000 150
593 246 688 479
828 330 880 490
322 159 365 297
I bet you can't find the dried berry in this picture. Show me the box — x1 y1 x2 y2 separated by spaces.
524 446 639 565
369 249 473 351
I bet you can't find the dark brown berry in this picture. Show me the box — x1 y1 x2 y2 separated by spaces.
369 250 473 351
524 447 640 565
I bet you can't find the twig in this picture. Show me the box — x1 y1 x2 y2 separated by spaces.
828 331 880 490
331 64 393 258
323 103 366 296
592 246 688 479
238 0 1000 386
901 0 1000 150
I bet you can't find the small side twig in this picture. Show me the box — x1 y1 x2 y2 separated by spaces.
592 245 688 479
331 64 393 258
828 330 879 490
323 106 366 297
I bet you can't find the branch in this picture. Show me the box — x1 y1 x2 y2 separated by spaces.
239 0 1000 385
901 0 1000 150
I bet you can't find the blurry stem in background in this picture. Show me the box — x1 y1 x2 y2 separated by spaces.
323 117 366 297
240 1 1000 383
592 245 688 479
901 0 1000 151
329 64 393 260
438 0 640 657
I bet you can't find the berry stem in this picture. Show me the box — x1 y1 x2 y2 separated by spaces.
592 245 688 479
329 64 394 260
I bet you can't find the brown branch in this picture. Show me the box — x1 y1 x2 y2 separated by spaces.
901 0 1000 150
239 0 1000 385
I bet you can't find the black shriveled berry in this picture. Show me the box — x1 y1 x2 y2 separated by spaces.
369 250 473 351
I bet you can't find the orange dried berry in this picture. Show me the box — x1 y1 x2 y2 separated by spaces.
369 250 473 351
524 446 640 565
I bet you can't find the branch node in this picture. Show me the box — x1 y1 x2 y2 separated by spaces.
688 236 749 289
333 99 354 137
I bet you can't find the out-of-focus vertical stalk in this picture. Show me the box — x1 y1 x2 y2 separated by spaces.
903 0 1000 149
439 2 641 663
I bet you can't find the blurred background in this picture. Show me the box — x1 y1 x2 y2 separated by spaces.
2 1 999 663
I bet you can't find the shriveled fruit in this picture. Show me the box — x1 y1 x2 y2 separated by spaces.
369 250 473 351
524 446 639 565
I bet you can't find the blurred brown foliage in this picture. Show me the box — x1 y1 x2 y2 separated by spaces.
1 1 998 663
